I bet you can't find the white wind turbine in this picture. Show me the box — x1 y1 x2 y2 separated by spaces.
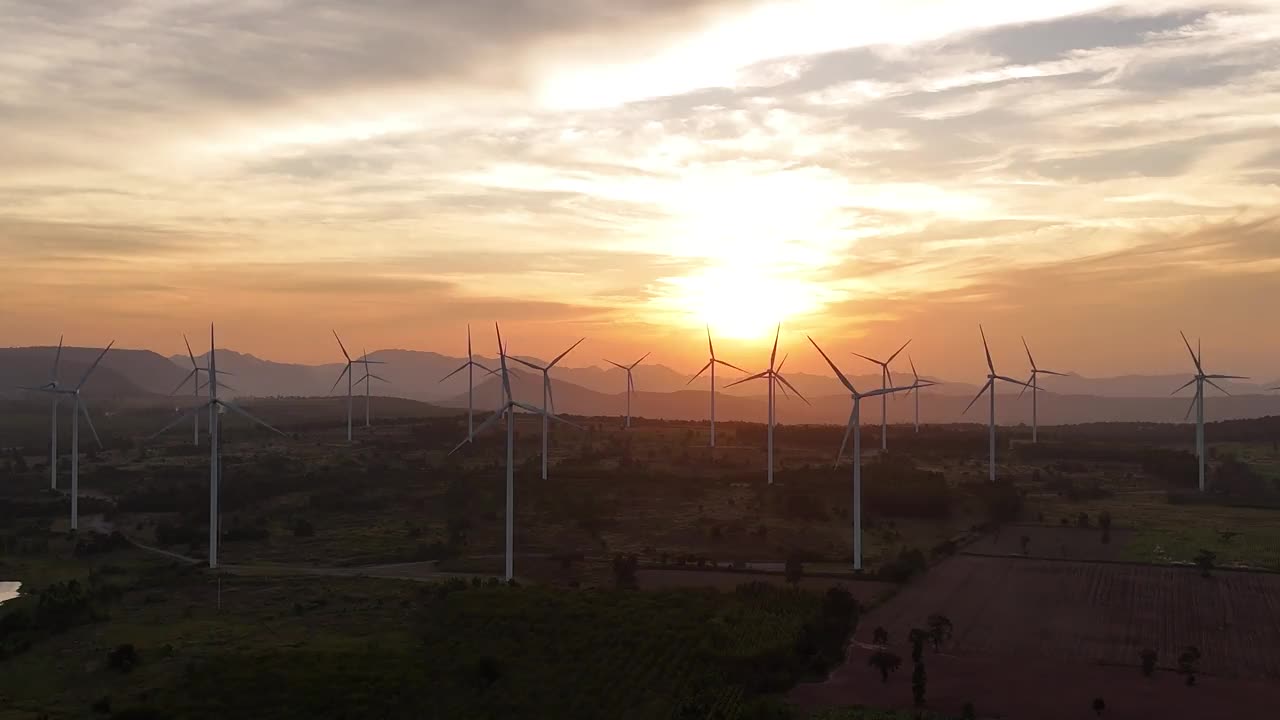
510 338 585 480
329 331 383 442
169 334 234 445
902 356 938 433
19 341 113 531
604 352 650 429
1171 332 1246 492
726 325 808 485
440 324 498 442
962 326 1031 483
852 340 910 451
449 324 579 581
356 347 390 428
33 336 63 490
809 336 914 571
1018 337 1068 444
687 326 746 448
149 325 284 569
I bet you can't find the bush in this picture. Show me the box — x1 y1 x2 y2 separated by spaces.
879 547 927 583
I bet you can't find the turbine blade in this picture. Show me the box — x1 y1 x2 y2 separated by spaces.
863 384 917 398
184 334 198 369
630 351 650 369
807 336 855 393
169 369 198 397
332 330 351 361
1205 378 1230 396
1038 369 1068 377
886 339 911 365
1179 331 1201 372
549 338 585 368
995 374 1031 388
547 377 556 415
78 399 103 449
604 359 628 370
52 335 64 383
688 361 712 385
329 364 351 393
851 351 884 367
835 405 855 467
219 400 286 436
1204 374 1248 380
775 373 809 405
909 355 919 383
726 371 769 388
1184 394 1198 421
769 324 780 369
1022 336 1036 371
1018 374 1034 400
147 402 214 440
775 375 792 400
76 341 114 390
509 356 545 372
714 359 748 373
513 400 582 430
777 353 789 373
368 374 390 384
706 325 714 358
962 380 992 415
451 404 511 453
1171 378 1196 395
440 362 469 382
979 325 994 373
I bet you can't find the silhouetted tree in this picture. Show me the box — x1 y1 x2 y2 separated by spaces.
1178 646 1201 686
1099 511 1112 544
911 662 927 707
867 650 902 683
927 614 953 652
908 628 929 663
1140 648 1157 677
1092 697 1106 716
1194 549 1216 578
873 626 889 646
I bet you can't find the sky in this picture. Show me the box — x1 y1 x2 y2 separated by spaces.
1 0 1278 381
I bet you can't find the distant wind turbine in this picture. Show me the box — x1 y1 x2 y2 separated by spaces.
33 335 63 490
511 337 585 479
329 331 383 442
853 340 911 451
1017 337 1068 444
356 347 390 428
604 352 649 429
687 326 746 448
1171 332 1246 492
450 324 579 581
726 325 808 485
19 340 113 530
149 325 284 568
902 356 937 433
169 334 233 445
440 324 498 442
962 326 1031 483
810 336 913 571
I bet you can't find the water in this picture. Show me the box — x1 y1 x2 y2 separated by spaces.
0 581 20 606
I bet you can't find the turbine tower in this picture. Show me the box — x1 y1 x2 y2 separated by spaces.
511 337 585 479
604 353 649 429
450 324 579 581
149 325 284 568
1017 337 1068 444
19 341 113 531
962 326 1030 483
810 336 913 571
1171 332 1246 492
356 347 390 428
330 331 383 442
902 356 937 433
440 324 497 442
34 336 63 490
688 326 746 448
853 339 910 451
726 325 808 485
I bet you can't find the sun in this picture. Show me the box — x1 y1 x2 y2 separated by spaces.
655 264 829 341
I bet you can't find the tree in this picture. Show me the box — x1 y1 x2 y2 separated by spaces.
927 614 953 652
911 662 927 707
908 628 929 663
1140 648 1157 677
784 552 804 586
1092 697 1106 716
872 626 889 646
867 650 902 683
1099 511 1112 544
1178 646 1201 686
1194 549 1216 578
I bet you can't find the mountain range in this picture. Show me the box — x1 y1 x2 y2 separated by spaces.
1 344 1277 425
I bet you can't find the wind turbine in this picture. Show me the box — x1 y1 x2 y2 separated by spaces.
18 341 113 531
356 347 390 428
1017 337 1068 444
604 353 649 429
1171 332 1246 492
169 334 233 445
149 325 284 568
33 336 63 490
449 324 579 581
440 324 498 442
902 356 938 433
726 325 808 485
687 326 746 448
962 326 1031 483
852 340 910 451
510 337 585 479
809 336 913 571
329 331 383 442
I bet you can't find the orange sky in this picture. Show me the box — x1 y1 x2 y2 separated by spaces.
1 1 1278 381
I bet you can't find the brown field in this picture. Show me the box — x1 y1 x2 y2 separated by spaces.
854 554 1280 679
963 523 1133 562
635 568 896 602
791 554 1280 719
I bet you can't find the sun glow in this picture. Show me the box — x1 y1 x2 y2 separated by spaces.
654 264 835 341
